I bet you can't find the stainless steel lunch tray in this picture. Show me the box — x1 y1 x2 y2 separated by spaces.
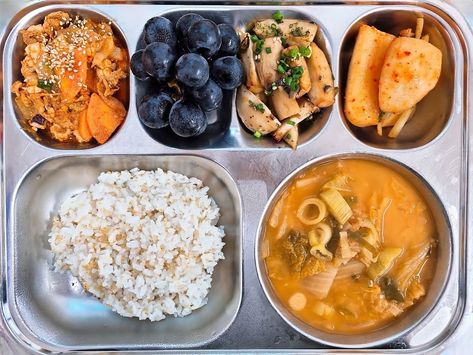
1 0 471 353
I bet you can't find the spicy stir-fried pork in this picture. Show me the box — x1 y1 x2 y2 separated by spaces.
11 11 128 144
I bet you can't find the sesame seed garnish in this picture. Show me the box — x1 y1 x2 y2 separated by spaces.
27 14 114 86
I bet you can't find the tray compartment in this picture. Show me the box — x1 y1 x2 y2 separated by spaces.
8 6 130 150
135 8 333 150
255 152 452 348
338 9 455 150
8 154 242 351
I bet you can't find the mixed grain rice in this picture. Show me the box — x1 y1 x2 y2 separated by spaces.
49 168 225 321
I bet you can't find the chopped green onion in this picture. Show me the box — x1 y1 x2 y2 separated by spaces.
280 36 287 46
254 131 262 138
288 47 299 58
282 65 304 92
277 59 290 74
283 76 299 92
250 34 260 43
250 35 264 55
249 100 265 113
270 23 281 36
37 79 52 92
255 42 264 54
299 46 311 57
272 10 284 24
265 47 272 54
250 34 265 55
287 120 296 126
290 26 305 37
277 64 286 74
292 66 304 76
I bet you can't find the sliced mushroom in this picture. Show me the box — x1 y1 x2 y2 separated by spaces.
282 46 311 98
237 85 281 135
239 32 264 94
253 19 282 38
298 59 311 98
271 87 300 120
273 99 319 141
298 97 319 118
273 116 304 142
283 125 298 150
256 91 269 105
283 20 318 46
253 19 318 46
306 42 336 108
255 37 283 89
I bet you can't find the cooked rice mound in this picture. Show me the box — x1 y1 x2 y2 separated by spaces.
49 168 225 321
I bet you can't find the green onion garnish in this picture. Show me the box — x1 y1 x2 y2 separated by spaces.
270 23 281 36
272 10 284 24
250 34 260 43
254 131 262 138
250 35 265 55
288 47 299 58
249 100 265 113
280 36 287 47
37 79 52 92
299 46 311 57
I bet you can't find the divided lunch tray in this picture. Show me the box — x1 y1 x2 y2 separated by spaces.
1 0 472 353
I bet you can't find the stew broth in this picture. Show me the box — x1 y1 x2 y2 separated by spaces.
263 159 437 334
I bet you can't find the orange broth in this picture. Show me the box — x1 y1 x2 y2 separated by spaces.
263 159 437 334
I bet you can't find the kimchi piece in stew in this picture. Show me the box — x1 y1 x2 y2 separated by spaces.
263 159 437 334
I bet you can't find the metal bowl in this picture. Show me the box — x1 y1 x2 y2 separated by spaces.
7 154 242 351
255 153 452 348
338 9 455 150
8 6 130 150
136 7 333 150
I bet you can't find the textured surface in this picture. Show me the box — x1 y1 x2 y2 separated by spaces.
49 168 225 322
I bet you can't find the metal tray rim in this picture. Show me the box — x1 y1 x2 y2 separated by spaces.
0 0 471 353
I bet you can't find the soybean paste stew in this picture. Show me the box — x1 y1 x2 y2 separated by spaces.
263 159 437 334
